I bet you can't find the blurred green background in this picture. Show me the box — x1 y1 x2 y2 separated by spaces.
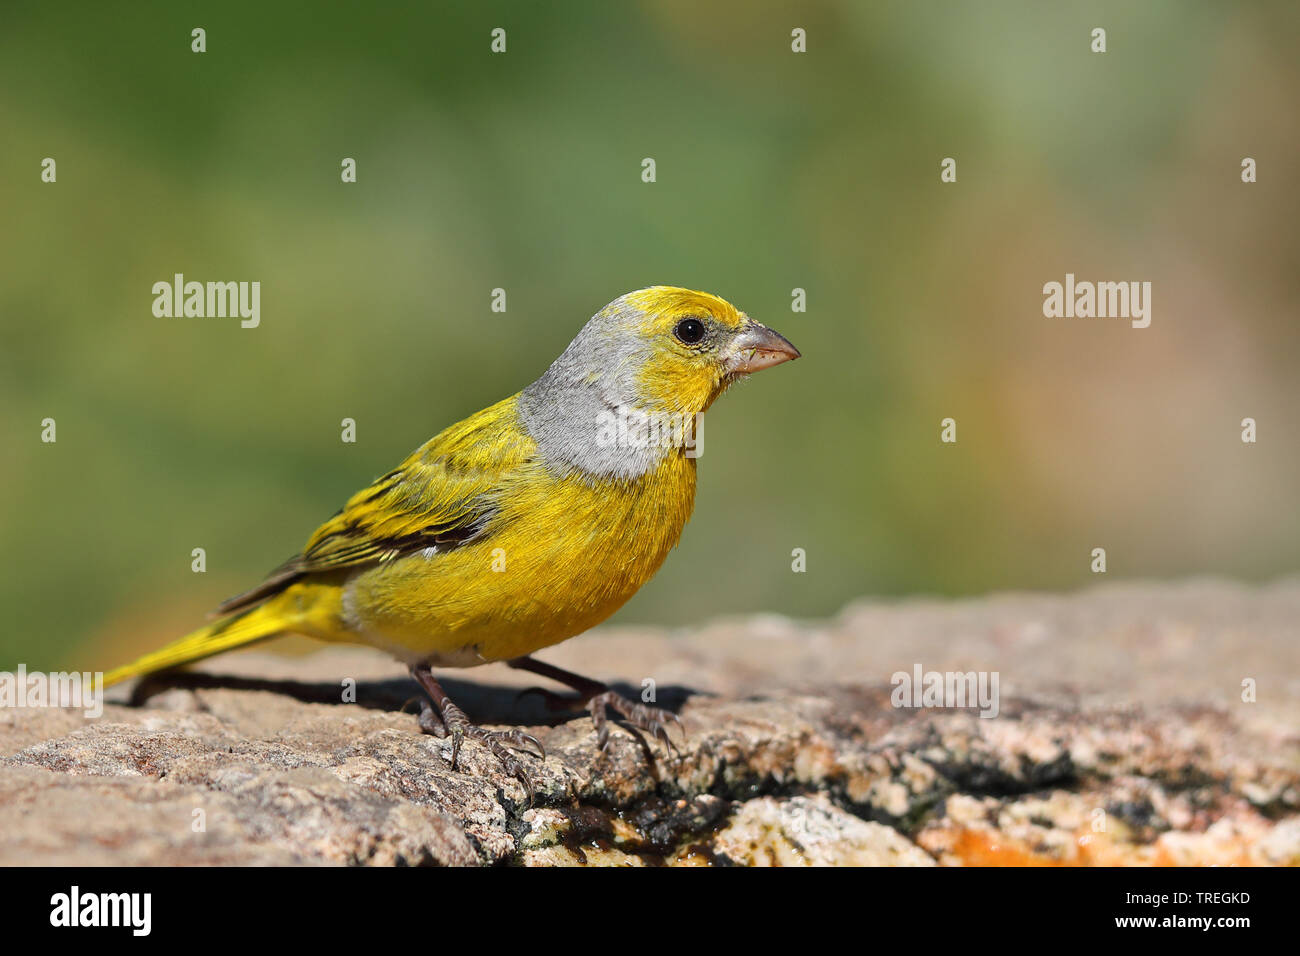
2 1 1297 671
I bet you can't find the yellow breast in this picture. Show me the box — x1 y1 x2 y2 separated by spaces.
337 449 697 665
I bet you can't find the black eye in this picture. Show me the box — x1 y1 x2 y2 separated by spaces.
674 318 706 345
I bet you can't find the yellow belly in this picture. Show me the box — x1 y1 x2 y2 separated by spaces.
327 452 696 666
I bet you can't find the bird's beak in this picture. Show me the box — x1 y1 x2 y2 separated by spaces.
724 321 801 375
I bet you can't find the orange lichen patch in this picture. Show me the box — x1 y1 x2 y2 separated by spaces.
943 828 1067 866
914 785 1300 867
926 823 1274 867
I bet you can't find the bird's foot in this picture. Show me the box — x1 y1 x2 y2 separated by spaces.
586 690 684 754
409 667 544 801
508 656 685 753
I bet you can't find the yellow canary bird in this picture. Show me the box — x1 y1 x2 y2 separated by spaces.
102 287 799 787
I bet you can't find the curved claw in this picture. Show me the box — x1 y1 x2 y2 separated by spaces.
409 665 543 802
448 728 465 771
651 722 679 754
586 691 686 755
499 728 546 760
476 734 540 805
512 766 536 806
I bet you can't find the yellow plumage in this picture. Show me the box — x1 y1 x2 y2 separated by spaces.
102 287 799 717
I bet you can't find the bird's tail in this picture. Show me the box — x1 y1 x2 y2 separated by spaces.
100 602 288 688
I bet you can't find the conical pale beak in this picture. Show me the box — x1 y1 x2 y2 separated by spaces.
725 321 801 374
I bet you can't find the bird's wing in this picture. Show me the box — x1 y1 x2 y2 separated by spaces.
212 396 531 616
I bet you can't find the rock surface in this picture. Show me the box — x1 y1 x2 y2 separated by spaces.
3 579 1298 866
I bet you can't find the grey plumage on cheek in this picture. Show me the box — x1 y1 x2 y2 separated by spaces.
518 296 675 480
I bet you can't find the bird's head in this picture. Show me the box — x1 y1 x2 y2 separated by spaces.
621 287 800 414
530 287 800 416
520 287 800 477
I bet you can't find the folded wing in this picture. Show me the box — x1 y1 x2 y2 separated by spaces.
212 396 531 616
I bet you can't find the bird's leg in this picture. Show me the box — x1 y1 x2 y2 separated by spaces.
408 664 545 798
508 656 684 752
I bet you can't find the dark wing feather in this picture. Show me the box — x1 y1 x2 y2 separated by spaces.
211 397 530 617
